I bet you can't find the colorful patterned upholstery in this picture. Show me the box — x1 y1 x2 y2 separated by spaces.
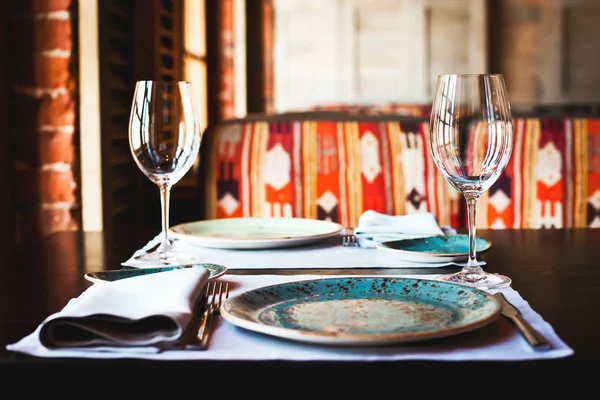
197 115 600 230
479 118 600 229
197 116 461 229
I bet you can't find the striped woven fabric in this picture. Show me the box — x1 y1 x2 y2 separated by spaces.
479 118 600 229
200 119 462 229
198 116 600 230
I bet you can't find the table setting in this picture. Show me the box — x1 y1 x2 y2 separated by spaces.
122 211 463 270
5 270 573 361
3 74 577 365
3 211 576 362
4 205 575 362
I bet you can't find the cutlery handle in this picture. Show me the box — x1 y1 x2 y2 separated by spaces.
185 308 213 350
199 308 215 349
509 315 552 351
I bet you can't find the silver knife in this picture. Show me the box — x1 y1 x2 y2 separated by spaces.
493 292 552 351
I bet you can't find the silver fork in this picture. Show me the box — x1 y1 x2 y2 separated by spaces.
186 280 230 350
342 227 359 247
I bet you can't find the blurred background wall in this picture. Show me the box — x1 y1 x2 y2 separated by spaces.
1 0 599 262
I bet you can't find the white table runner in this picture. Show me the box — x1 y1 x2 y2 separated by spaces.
7 274 574 361
123 234 458 269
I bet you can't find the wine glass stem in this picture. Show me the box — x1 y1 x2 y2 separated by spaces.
158 183 172 254
465 196 482 272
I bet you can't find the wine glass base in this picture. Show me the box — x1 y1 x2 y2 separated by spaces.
436 271 512 290
134 250 201 266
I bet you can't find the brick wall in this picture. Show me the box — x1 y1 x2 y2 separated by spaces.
9 0 79 242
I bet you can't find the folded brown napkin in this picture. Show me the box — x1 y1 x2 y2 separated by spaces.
38 268 209 350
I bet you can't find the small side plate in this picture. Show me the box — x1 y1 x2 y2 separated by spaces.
84 263 227 284
376 234 491 263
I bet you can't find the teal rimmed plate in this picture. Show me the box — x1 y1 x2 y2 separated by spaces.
376 234 492 263
221 276 501 346
84 263 227 285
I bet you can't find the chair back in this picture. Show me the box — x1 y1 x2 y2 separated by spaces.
197 113 462 229
197 113 600 229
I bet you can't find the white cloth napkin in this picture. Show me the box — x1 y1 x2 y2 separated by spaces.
6 274 573 361
32 267 209 352
354 210 448 248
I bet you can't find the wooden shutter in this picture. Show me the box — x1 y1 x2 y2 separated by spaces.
98 0 149 244
98 0 191 248
155 0 182 82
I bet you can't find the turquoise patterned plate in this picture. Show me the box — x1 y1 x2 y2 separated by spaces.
376 234 492 263
84 263 227 284
221 276 501 346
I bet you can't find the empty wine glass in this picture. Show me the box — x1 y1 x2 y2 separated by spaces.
129 80 202 265
428 74 513 289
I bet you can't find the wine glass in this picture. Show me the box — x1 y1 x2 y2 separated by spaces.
128 80 202 265
428 74 513 289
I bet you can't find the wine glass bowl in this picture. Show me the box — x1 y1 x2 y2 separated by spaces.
129 80 202 265
429 74 513 289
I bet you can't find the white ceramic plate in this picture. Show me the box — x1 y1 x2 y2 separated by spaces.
376 234 492 263
169 217 343 250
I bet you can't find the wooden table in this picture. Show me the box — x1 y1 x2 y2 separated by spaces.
1 228 599 391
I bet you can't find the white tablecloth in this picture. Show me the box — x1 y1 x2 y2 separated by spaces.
7 274 573 361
